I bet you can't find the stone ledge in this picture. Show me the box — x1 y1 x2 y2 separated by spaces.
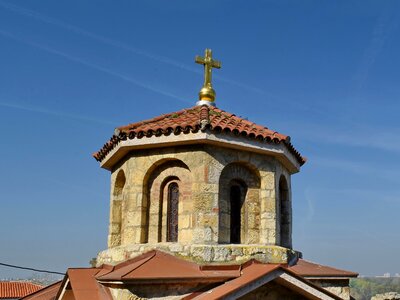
97 243 302 266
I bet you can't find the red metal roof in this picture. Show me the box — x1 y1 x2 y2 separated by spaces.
97 250 240 282
185 261 344 300
289 259 358 278
93 105 305 165
18 251 357 300
67 268 111 300
188 261 281 299
0 281 42 298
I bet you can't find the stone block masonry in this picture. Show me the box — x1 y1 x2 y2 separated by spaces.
102 143 295 265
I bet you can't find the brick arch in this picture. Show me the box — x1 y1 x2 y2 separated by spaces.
218 162 261 244
142 159 192 243
108 169 126 247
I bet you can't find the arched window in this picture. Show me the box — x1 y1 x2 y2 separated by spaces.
167 182 179 242
218 163 259 245
279 176 291 248
230 184 242 244
144 159 191 244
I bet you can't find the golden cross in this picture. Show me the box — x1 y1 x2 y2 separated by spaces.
195 49 221 103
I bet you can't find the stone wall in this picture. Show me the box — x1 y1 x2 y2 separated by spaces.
97 242 300 265
309 279 351 300
102 144 293 264
107 282 205 300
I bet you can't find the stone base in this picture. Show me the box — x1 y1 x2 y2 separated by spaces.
97 243 302 266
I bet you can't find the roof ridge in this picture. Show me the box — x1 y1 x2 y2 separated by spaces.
199 105 210 130
119 252 156 278
115 250 156 270
96 250 158 280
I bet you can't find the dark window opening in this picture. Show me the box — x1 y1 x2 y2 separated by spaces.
230 185 241 244
167 182 179 242
279 177 290 248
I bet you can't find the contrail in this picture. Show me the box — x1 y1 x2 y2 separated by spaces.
0 101 117 125
0 30 191 104
0 0 271 97
353 4 397 98
0 0 196 73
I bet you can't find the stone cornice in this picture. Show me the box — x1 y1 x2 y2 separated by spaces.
100 130 301 173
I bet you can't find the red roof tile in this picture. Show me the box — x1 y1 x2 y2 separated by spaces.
289 259 358 278
0 281 42 298
93 105 305 165
21 281 61 300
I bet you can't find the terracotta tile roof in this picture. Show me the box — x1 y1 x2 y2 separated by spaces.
0 281 42 298
97 250 240 282
289 259 358 278
93 105 305 165
21 281 61 300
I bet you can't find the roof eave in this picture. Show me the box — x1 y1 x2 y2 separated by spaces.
55 276 70 300
303 275 359 279
194 267 341 300
99 131 301 173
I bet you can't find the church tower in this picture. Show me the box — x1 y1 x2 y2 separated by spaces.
31 49 356 300
94 49 305 266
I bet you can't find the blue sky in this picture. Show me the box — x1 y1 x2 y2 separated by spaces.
1 0 399 278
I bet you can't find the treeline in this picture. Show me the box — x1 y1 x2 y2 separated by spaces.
350 277 400 300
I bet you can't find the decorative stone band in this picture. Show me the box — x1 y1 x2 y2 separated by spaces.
97 243 302 266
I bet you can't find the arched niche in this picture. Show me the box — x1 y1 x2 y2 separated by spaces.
218 162 261 244
142 159 192 243
279 175 291 248
108 169 126 247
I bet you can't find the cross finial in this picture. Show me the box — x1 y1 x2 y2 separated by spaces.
195 49 221 105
